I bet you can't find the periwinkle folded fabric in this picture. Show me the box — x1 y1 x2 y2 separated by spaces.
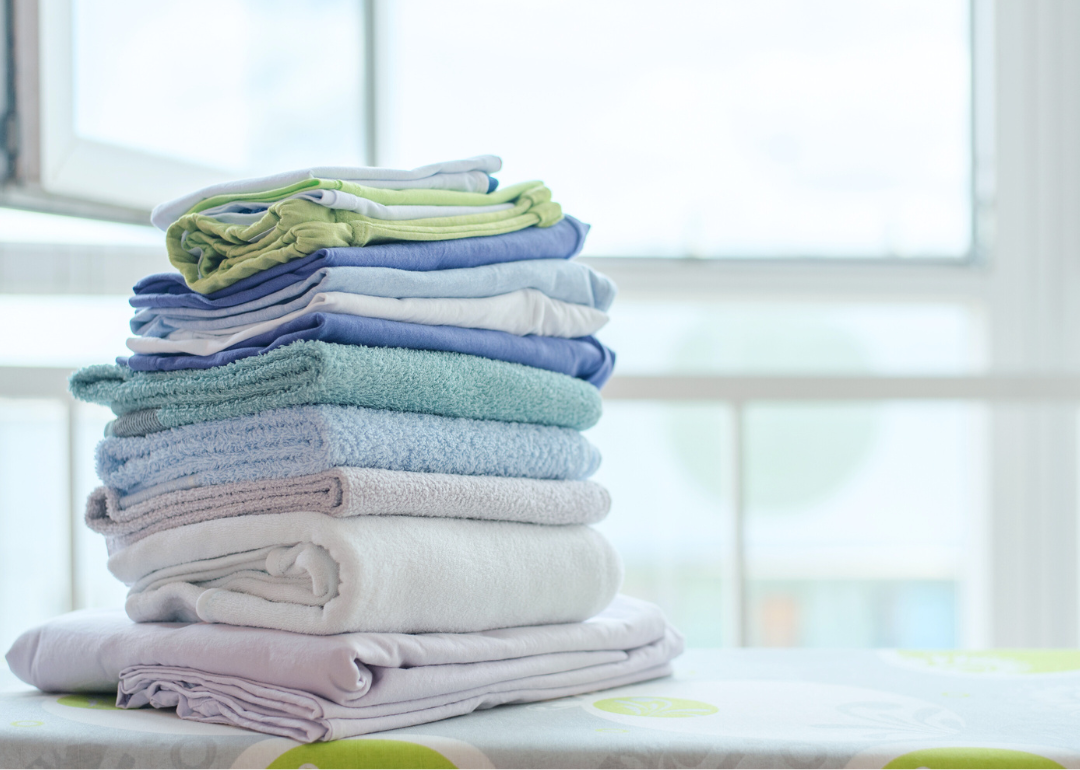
131 260 617 337
120 313 616 386
171 184 561 294
110 513 623 636
134 259 615 334
96 405 601 502
5 596 682 742
129 291 608 355
132 216 590 305
73 340 602 436
151 155 502 230
85 468 612 549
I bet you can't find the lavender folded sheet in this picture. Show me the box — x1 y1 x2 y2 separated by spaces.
119 312 616 387
6 596 683 742
131 215 589 309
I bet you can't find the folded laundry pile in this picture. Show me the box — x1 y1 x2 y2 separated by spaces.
6 155 682 741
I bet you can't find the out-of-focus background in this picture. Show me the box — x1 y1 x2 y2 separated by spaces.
1 0 1078 689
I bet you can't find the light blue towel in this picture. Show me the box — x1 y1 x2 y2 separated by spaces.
131 260 617 337
97 405 601 502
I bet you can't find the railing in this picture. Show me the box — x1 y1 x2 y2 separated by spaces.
4 366 1080 646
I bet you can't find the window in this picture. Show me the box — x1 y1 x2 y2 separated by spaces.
3 0 1080 686
377 0 975 259
8 0 368 213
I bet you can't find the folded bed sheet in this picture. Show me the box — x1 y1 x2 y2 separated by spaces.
119 312 616 387
96 405 601 502
109 512 623 635
85 468 612 549
6 595 682 742
132 215 589 306
152 155 502 230
130 259 616 338
72 341 602 437
128 290 609 356
170 183 561 294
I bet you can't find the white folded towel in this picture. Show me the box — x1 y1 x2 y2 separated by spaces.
112 513 623 635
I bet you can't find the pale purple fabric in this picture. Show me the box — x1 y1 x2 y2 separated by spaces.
6 596 683 742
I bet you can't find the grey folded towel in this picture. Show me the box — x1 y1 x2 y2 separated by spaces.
85 467 612 550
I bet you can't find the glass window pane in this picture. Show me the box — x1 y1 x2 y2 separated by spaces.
0 401 69 691
381 0 971 258
597 300 985 376
744 401 980 646
0 208 159 246
0 296 130 367
587 402 730 646
73 0 366 175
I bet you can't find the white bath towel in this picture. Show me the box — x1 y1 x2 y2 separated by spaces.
127 289 608 356
112 513 623 635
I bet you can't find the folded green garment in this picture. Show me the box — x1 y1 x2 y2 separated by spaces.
69 340 601 437
168 182 562 294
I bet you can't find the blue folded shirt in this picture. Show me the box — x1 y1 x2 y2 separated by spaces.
121 312 616 387
132 216 590 309
130 259 617 337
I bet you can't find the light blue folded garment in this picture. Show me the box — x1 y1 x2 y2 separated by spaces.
97 405 601 503
131 260 617 337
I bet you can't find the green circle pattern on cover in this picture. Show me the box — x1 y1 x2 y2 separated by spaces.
884 747 1064 769
592 696 719 718
55 694 120 711
897 650 1080 674
267 739 457 769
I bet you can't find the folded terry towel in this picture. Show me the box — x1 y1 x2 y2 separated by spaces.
120 312 616 387
129 290 608 355
131 260 616 339
6 596 682 742
86 468 612 549
151 155 502 230
171 183 561 294
109 513 623 635
72 340 602 436
132 215 590 306
96 405 601 501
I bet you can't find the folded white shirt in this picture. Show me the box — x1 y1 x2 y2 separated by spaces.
200 193 514 226
127 289 609 356
151 156 502 230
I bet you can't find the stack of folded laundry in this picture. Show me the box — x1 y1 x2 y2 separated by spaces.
6 156 683 742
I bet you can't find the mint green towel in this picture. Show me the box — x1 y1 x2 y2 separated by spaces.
70 340 601 437
169 182 562 294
